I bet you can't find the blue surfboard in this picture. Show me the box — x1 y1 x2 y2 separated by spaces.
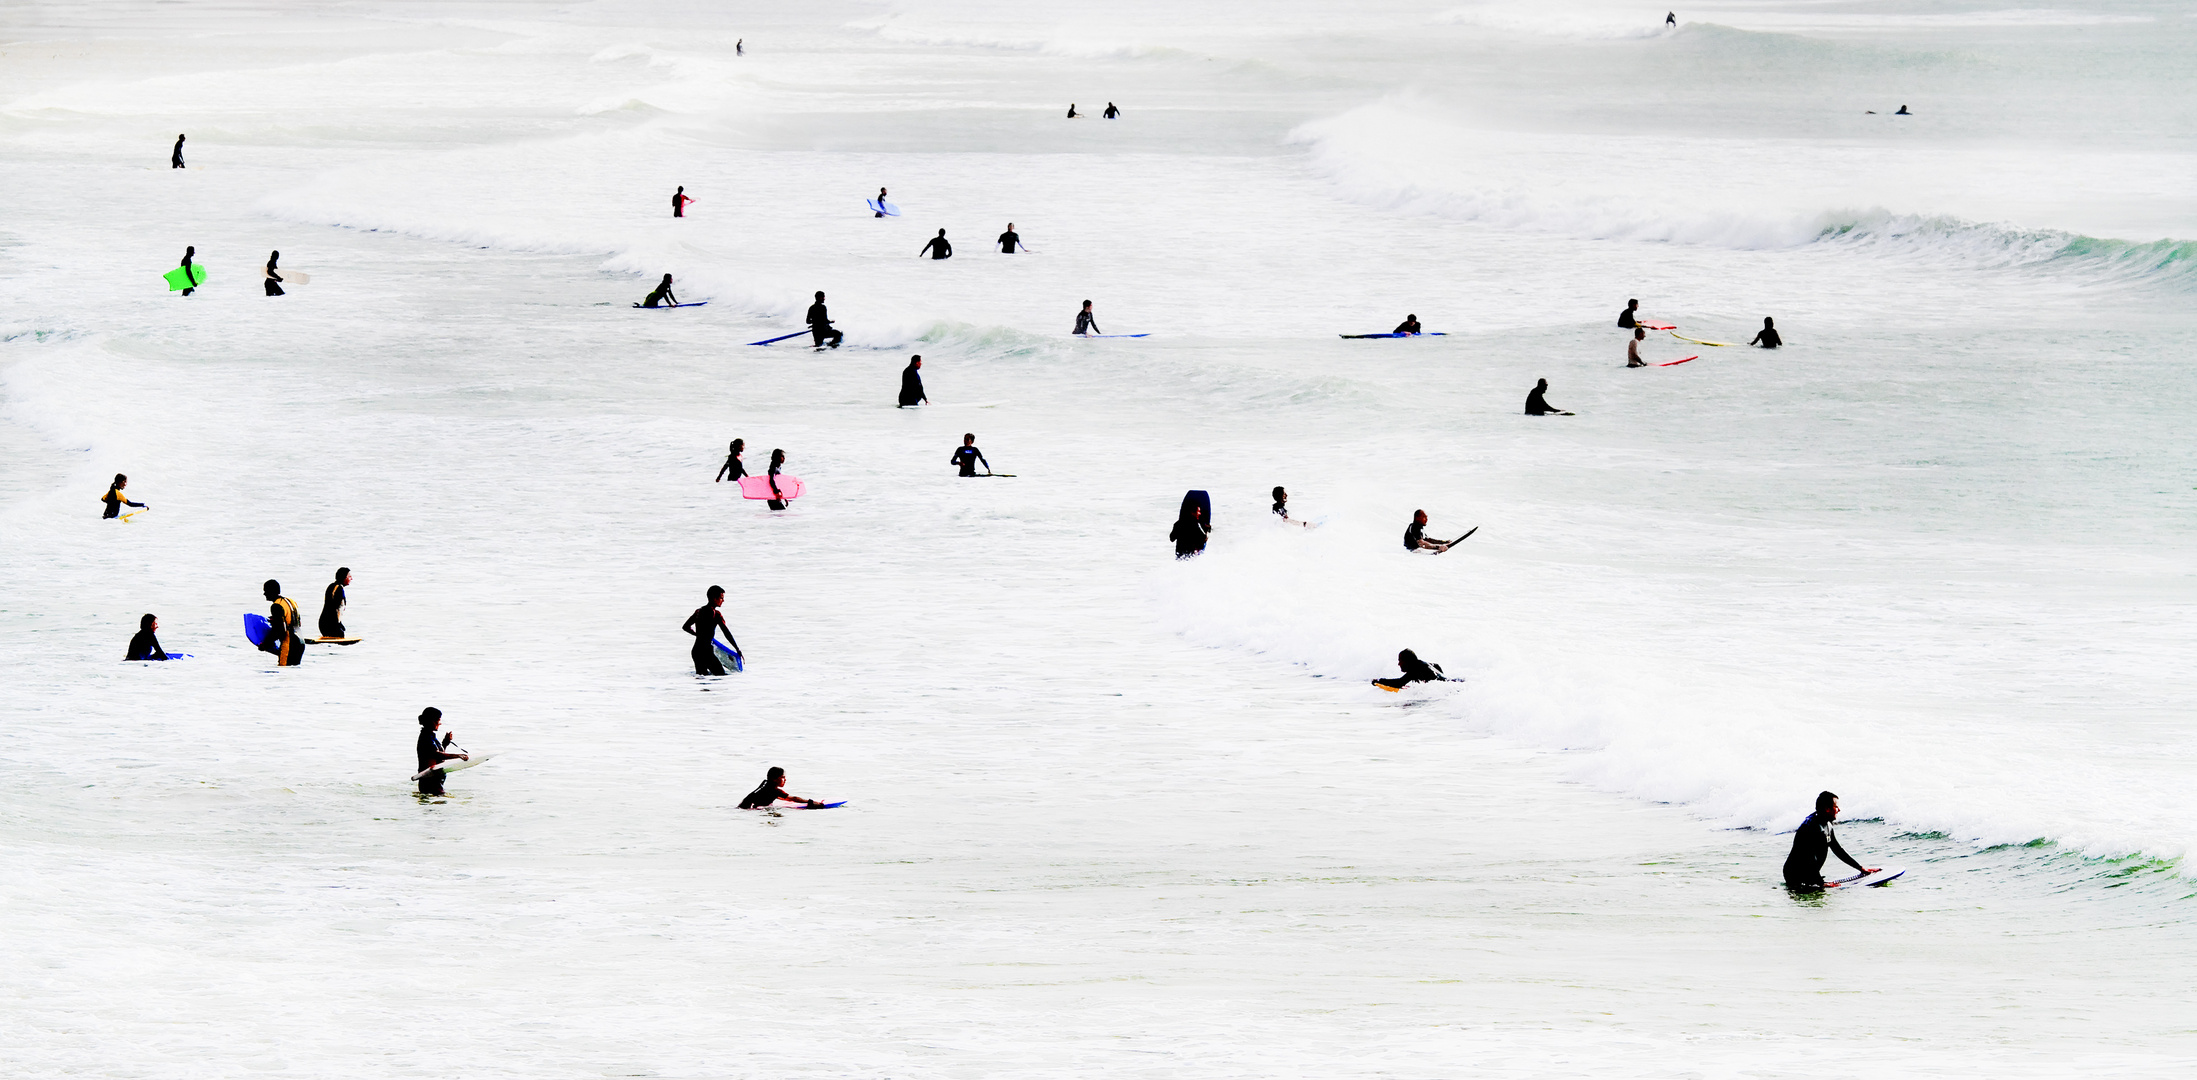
634 301 708 309
804 801 846 809
712 639 744 672
1340 332 1447 339
243 613 270 646
1074 333 1149 338
747 330 810 346
866 199 901 216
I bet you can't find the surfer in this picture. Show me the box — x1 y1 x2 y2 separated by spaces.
1782 791 1875 890
1271 485 1312 528
178 246 197 296
1170 501 1210 559
261 579 305 666
1627 328 1647 367
101 474 146 519
874 187 889 218
127 614 169 661
673 185 692 217
736 39 743 56
1404 509 1463 554
1895 105 1910 115
1373 649 1446 690
1666 11 1677 26
319 568 351 639
1618 298 1639 328
716 438 747 483
807 291 843 349
264 251 285 296
1103 102 1120 119
1749 317 1783 348
1074 300 1101 336
1066 103 1079 118
641 274 678 308
766 448 790 509
682 585 741 676
998 224 1024 254
950 433 990 477
1524 378 1571 415
920 229 953 260
171 133 185 169
415 707 467 796
1393 314 1422 335
739 766 825 810
899 357 928 407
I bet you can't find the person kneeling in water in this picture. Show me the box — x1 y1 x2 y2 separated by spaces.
1373 648 1446 690
640 274 678 308
127 613 169 661
739 766 824 809
1782 790 1875 890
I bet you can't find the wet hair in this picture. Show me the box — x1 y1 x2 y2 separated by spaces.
1407 313 1417 320
707 585 725 600
1272 486 1285 501
1816 790 1838 813
907 354 921 367
419 707 442 725
263 579 281 598
1634 328 1645 340
1398 649 1417 664
112 473 127 485
334 567 349 582
660 273 673 284
766 766 785 782
140 613 156 630
268 250 279 264
1763 316 1776 327
937 228 946 236
814 290 825 301
1082 299 1092 308
1627 298 1638 307
963 433 975 442
770 448 785 467
1413 508 1427 521
1535 378 1548 389
730 438 743 454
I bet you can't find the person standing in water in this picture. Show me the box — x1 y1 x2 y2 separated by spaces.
1170 502 1210 559
997 224 1024 253
807 291 843 349
1102 102 1120 119
1618 298 1639 328
1524 378 1571 415
874 187 890 217
1627 327 1647 367
919 229 953 260
672 185 692 217
1666 12 1677 27
171 134 185 169
177 246 198 296
1073 300 1101 336
263 251 285 296
736 39 744 56
261 579 305 665
641 274 678 308
681 585 741 676
1783 791 1875 889
1749 317 1783 348
127 614 169 661
1066 104 1079 118
1373 649 1446 690
319 568 351 639
765 448 791 509
415 707 468 796
739 766 825 809
101 474 145 519
950 433 990 477
899 356 928 408
1393 314 1422 335
716 438 747 483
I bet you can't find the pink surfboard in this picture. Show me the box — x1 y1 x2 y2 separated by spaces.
737 474 805 500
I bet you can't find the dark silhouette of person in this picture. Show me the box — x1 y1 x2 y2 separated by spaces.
641 274 678 308
171 134 185 168
178 246 198 296
997 224 1023 253
807 291 843 348
1895 105 1910 115
899 356 928 407
1524 378 1570 415
264 251 284 296
920 229 953 260
1170 502 1209 558
1066 103 1079 118
716 438 746 483
1749 317 1783 348
673 186 692 217
1783 791 1874 889
1102 102 1119 118
127 614 169 661
1666 12 1677 27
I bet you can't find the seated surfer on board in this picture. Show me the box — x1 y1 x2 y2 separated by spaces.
1783 791 1876 890
1373 649 1447 690
1404 509 1470 554
1066 103 1079 118
1524 378 1571 415
102 474 146 519
127 614 169 661
1627 328 1647 367
1618 299 1639 328
319 568 351 638
640 274 678 308
716 438 747 483
261 579 305 666
416 707 468 796
900 356 928 407
682 585 740 675
740 766 825 809
1749 317 1782 348
1393 314 1422 335
1074 300 1101 336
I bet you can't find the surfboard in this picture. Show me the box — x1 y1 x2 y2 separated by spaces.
1074 333 1149 338
866 199 901 216
243 613 270 646
633 302 708 309
804 800 846 809
1826 867 1905 888
412 752 495 781
120 508 148 522
713 639 744 672
163 265 206 291
1636 322 1675 330
737 474 805 500
314 636 362 645
1181 489 1211 527
1658 356 1698 366
1340 332 1448 339
747 330 810 346
264 269 309 284
1670 331 1732 346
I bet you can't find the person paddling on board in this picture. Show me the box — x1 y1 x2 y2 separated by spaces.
740 766 825 809
178 246 198 296
127 614 170 661
1170 502 1210 559
415 707 468 796
1404 509 1470 553
899 356 928 407
1783 791 1876 890
998 223 1024 254
1618 298 1639 328
1627 327 1648 367
1373 648 1446 690
682 585 741 675
672 185 692 217
920 229 953 260
766 448 791 509
807 291 844 349
261 579 305 665
1102 102 1120 119
1393 314 1422 335
1524 378 1572 416
716 438 747 483
1074 300 1101 336
1749 317 1782 348
640 274 678 308
264 251 285 296
950 433 991 477
171 133 185 169
102 474 146 519
319 568 351 639
874 187 889 217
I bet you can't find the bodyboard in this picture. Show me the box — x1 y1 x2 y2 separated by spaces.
713 639 744 672
265 269 309 284
1340 332 1447 338
315 636 362 645
737 474 805 501
243 612 270 646
413 752 495 780
164 265 207 291
866 198 901 216
1827 867 1906 888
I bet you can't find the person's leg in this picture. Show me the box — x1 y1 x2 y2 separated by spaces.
768 499 786 510
694 648 724 676
419 769 446 796
812 327 827 348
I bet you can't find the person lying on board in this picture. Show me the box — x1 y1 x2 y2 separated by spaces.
740 766 825 809
1373 649 1446 690
1393 314 1422 334
1618 298 1640 328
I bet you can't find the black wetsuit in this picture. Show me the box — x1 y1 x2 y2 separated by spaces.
1102 103 1119 119
264 261 284 296
1273 500 1289 521
740 781 794 809
1393 319 1421 335
921 235 953 260
319 582 346 638
179 253 196 296
767 464 789 510
417 728 458 795
1782 811 1866 889
1751 327 1783 348
1074 310 1100 335
807 302 843 348
1170 515 1209 558
951 445 988 476
102 486 143 519
717 454 747 483
1374 656 1445 690
673 191 687 217
998 230 1021 253
899 365 927 407
171 137 185 169
127 629 168 661
1618 307 1637 328
683 603 734 675
1525 386 1559 415
642 283 677 308
1404 521 1426 551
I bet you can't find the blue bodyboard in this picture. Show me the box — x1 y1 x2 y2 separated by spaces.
713 639 744 672
243 613 270 646
1181 489 1211 528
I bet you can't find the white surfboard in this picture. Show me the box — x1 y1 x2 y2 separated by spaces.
411 752 493 780
264 269 309 284
1826 867 1905 888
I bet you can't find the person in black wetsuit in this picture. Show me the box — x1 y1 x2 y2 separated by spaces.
1667 11 1677 27
127 614 169 661
673 185 692 217
1074 300 1100 336
1894 105 1910 115
319 568 351 638
920 229 953 260
1102 102 1119 119
807 291 843 348
1372 648 1445 689
1066 104 1079 118
1783 790 1874 889
765 448 791 509
1394 314 1422 335
950 433 990 476
1170 502 1210 559
740 766 825 809
1524 378 1570 415
875 187 889 217
641 274 678 308
102 474 145 519
682 585 740 675
1404 509 1453 553
899 356 928 407
415 707 467 796
1749 317 1782 348
998 224 1023 253
178 246 198 296
261 579 305 666
171 134 185 169
716 438 747 483
264 251 285 296
1618 298 1639 328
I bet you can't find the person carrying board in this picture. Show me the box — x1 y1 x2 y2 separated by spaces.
672 185 692 217
171 133 185 169
681 585 741 676
264 251 285 296
320 568 351 638
920 229 953 260
899 357 928 407
101 474 146 519
874 188 890 218
765 448 791 509
950 433 990 477
1782 791 1877 890
261 579 306 666
177 246 198 296
415 707 468 796
807 291 843 349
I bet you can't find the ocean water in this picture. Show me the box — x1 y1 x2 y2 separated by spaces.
3 0 2194 1075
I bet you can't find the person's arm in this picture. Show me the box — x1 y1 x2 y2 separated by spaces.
976 450 989 471
1748 331 1764 346
712 612 736 652
666 290 678 306
1828 829 1869 873
125 497 145 508
769 473 782 497
681 611 702 638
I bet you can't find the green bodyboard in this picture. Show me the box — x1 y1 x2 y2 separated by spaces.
163 265 206 290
